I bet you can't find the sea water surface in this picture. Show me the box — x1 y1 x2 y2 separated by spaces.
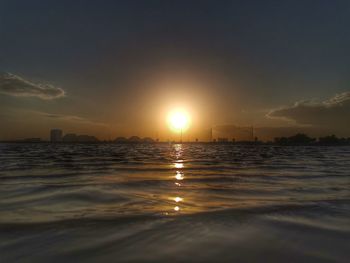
0 143 349 262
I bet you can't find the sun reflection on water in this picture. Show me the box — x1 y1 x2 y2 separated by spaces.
174 196 183 202
175 171 184 180
174 163 184 169
171 144 185 213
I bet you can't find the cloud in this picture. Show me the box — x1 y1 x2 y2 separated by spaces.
41 112 107 127
0 72 65 99
267 92 350 130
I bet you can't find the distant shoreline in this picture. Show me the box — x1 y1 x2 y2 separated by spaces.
2 133 349 146
1 141 349 146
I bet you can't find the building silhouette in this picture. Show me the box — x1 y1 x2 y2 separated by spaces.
128 136 141 143
142 137 155 143
50 129 62 142
62 133 77 142
212 125 255 142
76 135 98 142
114 137 128 143
22 138 42 142
62 133 99 142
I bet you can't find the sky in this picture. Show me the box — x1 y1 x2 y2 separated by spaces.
0 0 349 141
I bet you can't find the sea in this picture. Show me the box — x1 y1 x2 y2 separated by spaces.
0 143 349 262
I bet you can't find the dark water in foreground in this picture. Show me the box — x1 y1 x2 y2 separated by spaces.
0 143 349 262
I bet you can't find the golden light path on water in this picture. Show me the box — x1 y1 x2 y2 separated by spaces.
175 171 184 180
174 163 184 169
174 197 183 202
172 144 185 213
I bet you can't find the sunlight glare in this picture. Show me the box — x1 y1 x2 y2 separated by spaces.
167 109 190 133
175 171 184 180
174 197 183 202
174 163 184 169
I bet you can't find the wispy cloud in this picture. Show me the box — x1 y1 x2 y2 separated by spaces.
0 72 65 100
40 112 107 127
267 92 350 129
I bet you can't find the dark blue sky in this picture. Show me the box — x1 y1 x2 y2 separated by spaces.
1 1 349 139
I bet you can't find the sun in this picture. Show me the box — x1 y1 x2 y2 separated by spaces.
167 109 191 133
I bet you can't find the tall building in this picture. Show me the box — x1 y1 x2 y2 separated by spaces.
50 129 62 142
